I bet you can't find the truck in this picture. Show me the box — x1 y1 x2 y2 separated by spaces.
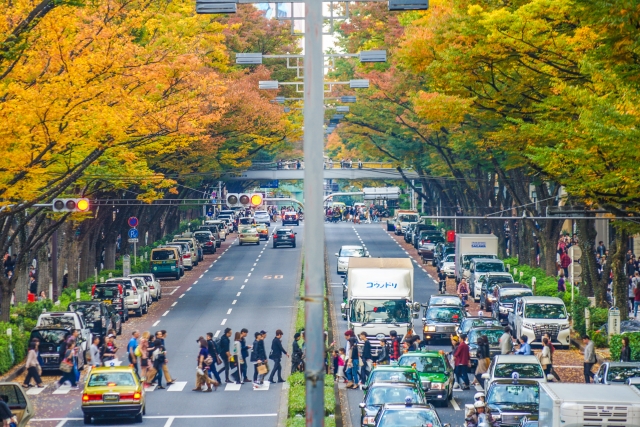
454 233 499 283
538 382 640 426
341 258 419 355
390 209 419 235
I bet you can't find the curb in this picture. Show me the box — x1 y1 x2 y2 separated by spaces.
0 364 25 383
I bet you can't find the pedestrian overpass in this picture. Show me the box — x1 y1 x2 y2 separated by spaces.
225 162 419 181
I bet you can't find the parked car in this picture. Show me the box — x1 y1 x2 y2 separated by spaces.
273 228 297 248
0 382 35 427
150 246 183 280
68 301 115 339
193 231 217 254
106 278 147 317
169 240 197 268
104 304 122 336
434 243 455 268
92 282 129 323
197 226 222 247
29 326 87 371
418 235 444 262
373 403 446 427
203 220 226 241
404 223 416 243
594 362 640 385
468 258 508 300
509 296 571 349
129 273 162 301
36 312 92 353
440 254 456 277
492 283 533 325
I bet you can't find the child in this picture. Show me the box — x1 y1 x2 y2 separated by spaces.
332 350 339 382
337 348 346 383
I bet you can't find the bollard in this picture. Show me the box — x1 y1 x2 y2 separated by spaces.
49 281 53 300
514 268 518 276
585 307 591 332
100 277 104 283
108 272 113 278
76 289 81 301
532 277 536 295
519 271 524 280
506 264 510 272
6 328 11 338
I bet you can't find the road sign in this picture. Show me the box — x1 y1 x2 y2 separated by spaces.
262 180 279 189
571 263 582 276
569 246 582 261
128 238 139 243
128 228 139 239
128 217 139 228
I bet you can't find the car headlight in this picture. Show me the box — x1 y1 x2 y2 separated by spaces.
424 326 436 332
499 306 509 314
469 350 477 358
487 295 495 302
523 323 535 330
363 416 375 425
430 382 444 390
560 324 570 330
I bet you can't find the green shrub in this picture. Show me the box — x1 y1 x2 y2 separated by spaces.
589 307 609 331
0 322 29 375
288 371 305 387
286 417 335 427
288 384 306 417
610 332 640 361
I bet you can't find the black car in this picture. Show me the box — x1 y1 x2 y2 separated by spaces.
359 382 428 427
422 305 465 343
282 212 300 226
434 243 455 268
68 301 119 339
479 274 515 312
193 231 217 254
92 283 129 323
29 327 86 371
273 228 296 248
486 379 540 426
373 403 446 427
467 326 504 369
413 230 441 249
491 284 533 325
411 224 438 248
197 226 222 247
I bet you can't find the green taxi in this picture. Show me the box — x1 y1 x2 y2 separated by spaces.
81 365 145 424
363 365 423 391
398 350 454 407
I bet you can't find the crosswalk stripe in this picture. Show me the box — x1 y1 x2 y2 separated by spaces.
225 383 242 391
26 386 47 395
167 381 187 392
52 386 72 395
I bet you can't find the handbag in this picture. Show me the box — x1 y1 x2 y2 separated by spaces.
257 363 268 375
541 356 551 366
204 355 214 366
59 361 73 373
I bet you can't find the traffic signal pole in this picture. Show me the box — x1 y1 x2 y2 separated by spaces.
303 0 325 426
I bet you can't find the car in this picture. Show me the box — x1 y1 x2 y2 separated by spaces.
131 277 151 309
479 274 516 312
273 228 297 248
398 351 455 406
418 235 444 262
414 230 440 250
373 402 448 427
457 316 501 337
510 296 571 348
434 243 455 268
238 217 256 227
254 210 271 225
0 382 35 427
481 355 548 390
282 211 300 226
363 366 422 390
105 304 123 336
486 378 540 426
440 254 456 277
335 245 368 274
359 382 427 427
422 304 465 343
92 282 129 322
81 364 146 424
238 227 260 245
150 247 182 280
68 301 115 339
403 223 416 243
129 273 162 301
203 220 226 241
165 242 193 270
194 231 217 254
106 278 147 317
427 294 463 308
466 326 504 369
196 227 221 248
518 419 538 427
36 312 92 353
468 259 508 300
594 362 640 385
255 223 269 240
29 326 87 371
172 236 201 265
493 284 533 324
626 377 640 390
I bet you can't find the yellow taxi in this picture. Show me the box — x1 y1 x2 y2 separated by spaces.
255 223 269 240
238 227 260 245
81 365 145 424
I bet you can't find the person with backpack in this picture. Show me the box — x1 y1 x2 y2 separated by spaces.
206 332 222 384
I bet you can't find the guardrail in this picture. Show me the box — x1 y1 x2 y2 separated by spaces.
248 161 398 170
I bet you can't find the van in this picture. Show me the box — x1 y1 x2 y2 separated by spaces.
150 247 182 280
205 220 227 240
172 237 200 265
164 242 192 270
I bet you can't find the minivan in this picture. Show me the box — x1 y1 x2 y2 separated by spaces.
150 247 183 280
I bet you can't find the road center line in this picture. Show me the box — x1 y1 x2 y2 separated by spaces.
232 300 237 304
179 294 185 298
241 285 245 289
247 273 251 277
244 279 248 283
451 398 461 411
152 321 160 327
162 311 170 317
227 309 232 314
199 274 203 279
171 302 177 307
193 281 198 285
221 318 227 325
253 263 257 267
237 292 241 296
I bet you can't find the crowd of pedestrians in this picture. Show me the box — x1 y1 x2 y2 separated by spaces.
323 158 363 169
325 204 387 224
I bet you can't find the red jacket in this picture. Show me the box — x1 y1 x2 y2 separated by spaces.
560 253 572 269
453 340 470 367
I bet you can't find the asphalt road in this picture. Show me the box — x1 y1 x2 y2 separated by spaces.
325 222 476 427
28 224 302 427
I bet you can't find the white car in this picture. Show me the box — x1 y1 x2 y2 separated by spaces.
164 242 193 270
204 220 226 241
481 354 550 390
253 210 271 225
511 296 571 349
335 245 368 274
441 254 456 277
106 278 148 317
36 312 92 353
129 273 162 301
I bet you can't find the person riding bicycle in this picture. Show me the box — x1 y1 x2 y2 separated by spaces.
457 279 469 304
438 269 448 294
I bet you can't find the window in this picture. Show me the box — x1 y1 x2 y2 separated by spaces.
38 316 75 329
152 250 174 261
425 307 463 323
88 372 136 387
339 248 365 257
494 363 543 379
500 289 533 304
30 329 68 344
69 304 101 322
468 329 503 345
487 384 539 406
378 409 441 427
475 262 505 273
524 303 567 319
0 385 27 409
350 300 410 323
365 386 421 406
368 370 418 384
398 214 418 222
398 355 447 373
94 286 119 299
607 366 640 383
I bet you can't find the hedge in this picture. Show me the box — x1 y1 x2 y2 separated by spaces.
0 322 30 375
287 372 336 418
609 332 640 362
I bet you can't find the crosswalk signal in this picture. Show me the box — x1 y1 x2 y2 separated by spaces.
52 198 91 212
250 193 263 207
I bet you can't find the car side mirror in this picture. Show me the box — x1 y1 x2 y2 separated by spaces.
422 317 426 322
358 403 366 409
335 253 339 257
421 380 431 391
481 373 490 380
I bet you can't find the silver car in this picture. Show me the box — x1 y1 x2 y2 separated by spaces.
253 210 271 225
335 245 368 274
106 278 147 317
594 362 640 385
129 273 162 301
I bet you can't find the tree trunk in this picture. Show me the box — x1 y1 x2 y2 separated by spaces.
611 228 629 319
0 277 13 322
577 219 599 300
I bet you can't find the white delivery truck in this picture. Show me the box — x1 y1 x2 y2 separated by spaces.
341 258 419 355
538 382 640 427
454 234 499 283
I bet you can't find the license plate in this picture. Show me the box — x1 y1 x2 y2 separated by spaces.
103 300 112 305
103 394 119 403
282 236 289 240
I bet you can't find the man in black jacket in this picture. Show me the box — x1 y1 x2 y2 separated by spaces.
0 394 17 427
218 328 232 383
359 332 373 385
291 332 303 374
206 332 222 384
251 331 268 386
268 329 289 383
240 328 251 382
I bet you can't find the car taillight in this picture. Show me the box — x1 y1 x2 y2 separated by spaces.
290 234 295 238
113 298 121 303
273 235 278 239
184 253 191 258
149 285 155 290
83 394 102 401
240 234 244 237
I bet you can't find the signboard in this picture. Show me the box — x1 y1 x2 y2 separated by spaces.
471 242 487 249
128 217 139 228
128 228 139 239
123 255 131 277
128 238 139 243
262 180 279 189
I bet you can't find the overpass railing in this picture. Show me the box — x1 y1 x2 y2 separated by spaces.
248 161 398 170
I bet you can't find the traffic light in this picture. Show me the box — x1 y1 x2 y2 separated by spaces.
250 193 263 207
52 198 91 212
226 193 239 207
239 194 250 207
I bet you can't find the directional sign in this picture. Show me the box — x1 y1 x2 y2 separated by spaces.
128 228 139 239
128 217 139 228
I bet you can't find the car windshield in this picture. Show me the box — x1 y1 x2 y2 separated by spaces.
425 307 463 323
368 370 418 384
350 300 410 323
444 255 455 263
107 280 132 290
494 363 543 379
500 289 533 303
30 329 68 344
607 366 640 382
365 386 421 406
524 303 567 319
38 316 75 328
239 218 255 224
377 409 441 427
398 214 418 222
461 319 500 333
398 355 447 373
152 250 175 261
88 372 136 387
429 296 461 306
94 286 119 299
194 234 211 242
240 228 256 233
339 248 364 257
468 329 503 345
69 304 101 322
463 254 495 268
476 262 505 273
487 384 539 405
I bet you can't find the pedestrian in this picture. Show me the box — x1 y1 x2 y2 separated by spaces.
218 328 233 383
127 330 140 376
0 395 18 427
152 343 166 389
55 339 78 389
37 291 47 301
582 334 596 383
515 336 532 355
101 334 118 362
337 348 346 382
539 338 552 376
620 336 632 362
291 332 303 374
345 334 359 389
634 284 640 318
453 333 470 390
268 329 288 383
240 328 251 382
193 337 216 392
157 330 175 385
498 326 512 355
206 332 222 384
543 333 562 381
331 350 339 381
389 330 401 362
377 338 389 365
23 341 43 388
557 272 566 292
28 276 38 295
139 332 150 382
90 336 102 368
560 251 571 278
359 332 373 386
474 336 490 386
251 331 268 388
231 331 243 384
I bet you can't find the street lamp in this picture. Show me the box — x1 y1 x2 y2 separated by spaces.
195 0 237 14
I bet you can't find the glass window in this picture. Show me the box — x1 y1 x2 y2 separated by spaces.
38 316 75 329
368 370 418 385
276 229 292 235
398 355 447 373
487 384 539 405
444 254 455 262
0 385 27 409
500 289 533 304
524 304 567 319
607 366 640 383
475 262 505 273
425 307 463 323
94 286 119 299
398 214 419 222
88 372 136 387
350 300 410 323
152 250 174 261
494 363 543 379
468 329 504 345
30 329 68 344
365 386 421 406
378 409 441 427
69 304 102 322
339 248 365 257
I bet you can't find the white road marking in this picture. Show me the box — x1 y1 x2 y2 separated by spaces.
330 285 342 288
232 300 237 304
253 381 270 391
187 287 192 291
180 294 185 298
55 421 67 427
253 263 257 267
170 288 179 295
193 281 198 285
256 259 260 262
251 268 254 272
221 318 227 325
210 264 214 267
475 384 484 391
153 321 160 327
241 285 245 289
163 416 175 427
199 274 203 279
145 384 157 392
52 386 71 395
451 398 461 411
205 270 209 273
31 415 278 422
167 381 187 392
225 383 242 391
214 330 220 338
227 308 232 314
247 273 251 277
162 311 170 316
237 292 241 296
244 279 248 283
26 386 47 395
171 302 177 307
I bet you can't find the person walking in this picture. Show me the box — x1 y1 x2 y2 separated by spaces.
157 330 175 385
268 329 288 383
474 336 490 386
582 334 596 383
231 332 243 384
127 330 140 376
515 336 532 355
499 327 513 355
539 338 552 376
389 330 401 362
152 343 166 389
89 336 102 368
345 334 360 389
56 339 78 389
23 341 43 388
193 337 216 392
251 331 268 387
218 328 233 383
543 333 562 381
634 285 640 318
453 334 470 390
557 273 566 292
291 332 303 374
359 332 373 386
620 336 632 362
240 328 251 382
101 334 118 362
377 338 389 365
139 332 150 382
206 332 222 384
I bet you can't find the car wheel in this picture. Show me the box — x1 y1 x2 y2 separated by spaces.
273 244 277 248
84 415 92 425
143 303 148 314
135 412 143 423
137 307 143 317
175 273 180 280
293 243 296 248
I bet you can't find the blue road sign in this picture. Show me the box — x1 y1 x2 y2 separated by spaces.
128 217 139 227
128 228 139 239
262 180 279 189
